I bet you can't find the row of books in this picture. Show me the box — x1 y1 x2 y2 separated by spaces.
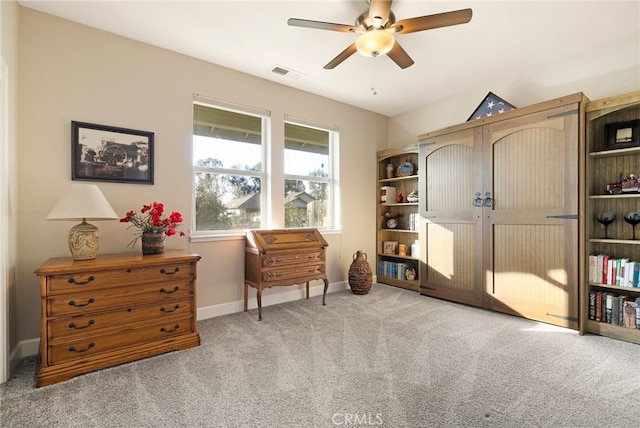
588 291 640 329
378 261 415 280
588 254 640 287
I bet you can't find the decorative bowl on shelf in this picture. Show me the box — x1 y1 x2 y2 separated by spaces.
396 162 414 177
406 190 419 203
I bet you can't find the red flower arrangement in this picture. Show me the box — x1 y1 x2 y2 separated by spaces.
120 202 185 247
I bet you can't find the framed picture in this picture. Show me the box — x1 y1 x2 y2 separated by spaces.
467 92 516 121
606 120 640 150
382 241 398 254
71 121 154 184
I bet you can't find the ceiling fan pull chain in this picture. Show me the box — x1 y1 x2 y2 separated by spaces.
371 66 377 95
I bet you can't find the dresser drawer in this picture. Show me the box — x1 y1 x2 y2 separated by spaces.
47 316 193 365
47 262 194 295
261 250 325 268
262 263 325 283
48 297 193 342
47 280 193 317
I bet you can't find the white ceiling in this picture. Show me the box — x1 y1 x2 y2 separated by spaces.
19 0 640 117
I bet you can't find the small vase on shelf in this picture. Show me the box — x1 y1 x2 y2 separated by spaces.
411 240 420 258
141 232 166 255
386 163 394 179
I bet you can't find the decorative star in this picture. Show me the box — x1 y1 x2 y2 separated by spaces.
487 101 495 109
498 108 505 113
486 112 492 116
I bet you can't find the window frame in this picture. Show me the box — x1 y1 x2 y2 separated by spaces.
191 97 340 238
191 97 269 237
283 117 338 230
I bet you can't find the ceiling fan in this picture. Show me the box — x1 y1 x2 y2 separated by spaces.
288 0 472 69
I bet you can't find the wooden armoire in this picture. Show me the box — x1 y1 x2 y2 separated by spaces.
417 93 587 329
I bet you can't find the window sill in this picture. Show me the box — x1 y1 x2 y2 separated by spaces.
190 228 342 243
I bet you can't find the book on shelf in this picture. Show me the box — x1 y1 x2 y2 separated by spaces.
623 300 637 328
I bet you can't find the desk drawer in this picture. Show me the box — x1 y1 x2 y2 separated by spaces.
47 280 193 317
47 316 193 365
262 264 325 283
48 297 193 341
261 250 324 268
47 262 194 295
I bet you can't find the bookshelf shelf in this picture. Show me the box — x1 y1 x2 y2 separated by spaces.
589 193 640 199
589 238 640 245
583 91 640 344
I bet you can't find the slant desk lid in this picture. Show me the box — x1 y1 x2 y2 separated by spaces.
246 228 328 251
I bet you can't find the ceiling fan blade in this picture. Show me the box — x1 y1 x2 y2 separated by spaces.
288 18 358 33
368 0 393 26
387 41 414 69
392 8 472 34
324 43 358 69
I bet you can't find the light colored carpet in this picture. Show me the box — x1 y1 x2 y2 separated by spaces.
2 284 639 427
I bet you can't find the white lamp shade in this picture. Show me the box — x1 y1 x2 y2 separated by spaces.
47 183 118 221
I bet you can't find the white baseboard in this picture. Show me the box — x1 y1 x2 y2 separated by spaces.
14 281 350 361
197 280 349 320
8 337 39 364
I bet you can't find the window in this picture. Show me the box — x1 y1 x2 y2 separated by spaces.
192 100 267 231
284 121 335 229
192 97 339 234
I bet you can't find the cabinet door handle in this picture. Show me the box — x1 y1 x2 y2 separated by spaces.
484 191 494 207
473 192 483 207
68 298 95 307
69 342 95 353
160 304 180 313
67 276 94 285
160 324 180 333
159 286 179 294
68 319 95 329
160 267 180 275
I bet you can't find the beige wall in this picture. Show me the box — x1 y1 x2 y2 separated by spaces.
16 8 387 356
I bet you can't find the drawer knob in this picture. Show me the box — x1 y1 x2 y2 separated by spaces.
160 267 180 275
160 324 180 333
160 304 180 313
159 286 179 294
68 319 95 330
69 342 95 353
67 275 94 285
68 298 95 307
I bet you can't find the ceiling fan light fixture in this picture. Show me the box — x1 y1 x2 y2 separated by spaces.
355 30 395 57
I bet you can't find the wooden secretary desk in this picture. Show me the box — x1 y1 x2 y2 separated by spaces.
244 228 329 320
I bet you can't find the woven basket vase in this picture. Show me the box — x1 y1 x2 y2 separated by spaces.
348 250 373 295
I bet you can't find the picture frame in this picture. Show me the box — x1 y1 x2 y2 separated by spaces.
71 121 154 184
382 240 398 254
605 120 640 150
467 92 516 121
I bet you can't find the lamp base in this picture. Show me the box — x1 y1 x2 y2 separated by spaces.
68 220 101 260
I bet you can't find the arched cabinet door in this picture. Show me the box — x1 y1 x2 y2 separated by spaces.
419 127 484 307
483 104 580 329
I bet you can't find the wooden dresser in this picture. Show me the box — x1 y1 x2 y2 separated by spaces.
34 250 201 387
245 228 329 320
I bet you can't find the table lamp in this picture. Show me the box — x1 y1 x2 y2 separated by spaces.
46 183 118 260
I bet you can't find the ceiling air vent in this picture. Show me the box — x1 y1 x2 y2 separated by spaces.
270 65 304 80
